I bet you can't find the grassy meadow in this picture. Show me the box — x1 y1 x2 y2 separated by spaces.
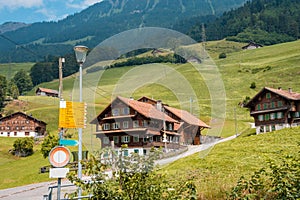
0 39 300 195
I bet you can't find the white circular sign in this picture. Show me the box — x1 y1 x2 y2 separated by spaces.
49 146 71 168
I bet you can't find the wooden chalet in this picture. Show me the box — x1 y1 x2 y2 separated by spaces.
138 96 210 144
91 96 209 155
36 87 59 97
245 87 300 134
0 112 47 137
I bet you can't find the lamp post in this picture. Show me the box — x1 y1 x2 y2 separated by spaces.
74 45 88 197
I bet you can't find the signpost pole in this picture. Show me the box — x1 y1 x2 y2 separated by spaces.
57 177 61 200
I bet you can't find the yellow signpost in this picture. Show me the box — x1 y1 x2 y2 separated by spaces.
59 101 86 128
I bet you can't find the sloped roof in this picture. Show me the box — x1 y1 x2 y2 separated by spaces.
0 111 47 125
36 87 58 94
164 106 210 128
117 96 177 123
92 96 178 123
245 87 300 107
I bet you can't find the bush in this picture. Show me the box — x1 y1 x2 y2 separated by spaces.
67 147 197 199
12 137 34 157
228 152 300 199
41 134 59 158
219 52 227 59
250 82 256 89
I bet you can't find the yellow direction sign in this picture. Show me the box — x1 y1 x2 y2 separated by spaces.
59 101 86 128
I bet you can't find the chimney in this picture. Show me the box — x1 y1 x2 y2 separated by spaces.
129 96 134 100
156 100 162 112
288 88 292 93
278 87 282 90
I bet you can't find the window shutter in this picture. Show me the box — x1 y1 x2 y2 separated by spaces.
121 136 125 143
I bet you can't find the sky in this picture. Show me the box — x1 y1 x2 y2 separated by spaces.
0 0 103 25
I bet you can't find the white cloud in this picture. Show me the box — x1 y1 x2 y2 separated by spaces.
67 0 102 9
36 8 58 22
0 0 43 9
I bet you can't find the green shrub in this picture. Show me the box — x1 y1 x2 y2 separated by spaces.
12 137 34 157
219 52 227 59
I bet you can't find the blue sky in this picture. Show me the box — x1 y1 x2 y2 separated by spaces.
0 0 102 24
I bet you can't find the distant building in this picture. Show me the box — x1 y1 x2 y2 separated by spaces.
0 112 47 137
36 87 59 97
242 42 263 50
245 87 300 134
91 96 209 155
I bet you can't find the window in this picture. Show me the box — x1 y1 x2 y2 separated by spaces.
266 125 270 132
260 126 264 133
123 121 129 129
272 125 276 131
265 114 270 121
113 136 119 144
123 107 129 115
103 137 110 144
25 132 29 136
271 102 275 108
121 136 130 143
123 150 129 156
134 149 139 154
112 122 120 130
295 112 300 118
270 113 275 120
103 123 110 130
277 101 283 107
256 104 261 110
263 103 268 110
133 120 139 128
14 132 17 136
168 124 173 131
277 112 283 119
133 135 139 142
266 93 271 99
112 108 119 116
258 115 264 121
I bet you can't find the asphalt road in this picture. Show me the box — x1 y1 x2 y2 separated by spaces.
0 135 238 200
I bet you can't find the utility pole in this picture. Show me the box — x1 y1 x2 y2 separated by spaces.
201 23 206 52
58 57 65 100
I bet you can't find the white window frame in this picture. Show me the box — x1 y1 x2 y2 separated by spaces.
123 121 129 129
112 122 120 130
133 120 139 128
258 115 264 121
270 113 275 120
103 123 110 130
121 136 130 143
277 112 283 119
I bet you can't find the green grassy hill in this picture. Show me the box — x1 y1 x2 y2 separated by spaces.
0 39 300 194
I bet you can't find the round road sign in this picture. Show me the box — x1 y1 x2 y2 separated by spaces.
49 146 71 168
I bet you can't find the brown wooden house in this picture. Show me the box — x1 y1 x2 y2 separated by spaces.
36 87 59 97
0 112 47 137
91 96 209 155
245 87 300 134
91 96 180 155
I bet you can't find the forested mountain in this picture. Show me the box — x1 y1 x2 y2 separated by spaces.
0 0 247 63
189 0 300 45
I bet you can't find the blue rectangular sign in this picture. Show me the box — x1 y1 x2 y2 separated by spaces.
60 139 78 146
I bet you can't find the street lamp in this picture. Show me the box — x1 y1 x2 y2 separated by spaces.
74 45 88 197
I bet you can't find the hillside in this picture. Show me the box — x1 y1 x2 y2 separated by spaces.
0 0 248 63
189 0 300 44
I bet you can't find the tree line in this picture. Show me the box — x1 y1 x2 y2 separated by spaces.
188 0 300 45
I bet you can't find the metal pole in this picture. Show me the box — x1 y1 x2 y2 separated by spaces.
78 63 83 197
57 178 61 200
